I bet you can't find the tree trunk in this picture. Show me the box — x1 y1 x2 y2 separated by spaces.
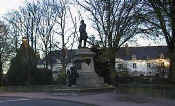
45 44 48 70
15 36 18 52
0 54 2 85
169 1 175 81
61 48 66 72
106 47 116 84
168 49 175 82
35 35 37 53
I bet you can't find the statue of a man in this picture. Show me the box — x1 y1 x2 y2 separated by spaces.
79 20 88 48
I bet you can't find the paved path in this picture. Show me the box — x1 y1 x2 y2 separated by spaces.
0 92 175 106
0 97 89 106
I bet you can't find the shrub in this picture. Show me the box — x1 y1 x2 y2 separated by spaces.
56 71 66 85
91 46 113 84
32 68 53 85
7 44 53 85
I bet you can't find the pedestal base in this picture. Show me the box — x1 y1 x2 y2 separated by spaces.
77 72 104 88
73 48 104 88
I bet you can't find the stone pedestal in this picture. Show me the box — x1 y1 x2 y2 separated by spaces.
73 48 104 88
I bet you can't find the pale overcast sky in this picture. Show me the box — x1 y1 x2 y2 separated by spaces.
0 0 166 47
0 0 26 16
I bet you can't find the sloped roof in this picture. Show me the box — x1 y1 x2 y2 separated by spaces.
116 46 168 60
41 49 76 64
40 46 168 64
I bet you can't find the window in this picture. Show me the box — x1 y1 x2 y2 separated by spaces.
118 64 123 70
147 63 151 68
123 64 128 71
133 63 136 68
161 62 164 68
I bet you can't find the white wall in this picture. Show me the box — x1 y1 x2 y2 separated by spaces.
115 58 169 77
37 59 63 80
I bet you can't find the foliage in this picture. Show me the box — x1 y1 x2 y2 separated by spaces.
33 68 53 85
7 47 35 85
91 45 131 85
91 46 113 84
110 70 118 84
7 43 52 85
55 71 66 85
77 0 142 48
0 21 14 83
117 71 130 78
139 0 175 81
4 0 78 72
77 0 142 80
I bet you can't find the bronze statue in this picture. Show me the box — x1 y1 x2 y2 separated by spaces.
79 20 88 48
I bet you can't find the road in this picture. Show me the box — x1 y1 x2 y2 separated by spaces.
0 97 91 106
1 92 175 106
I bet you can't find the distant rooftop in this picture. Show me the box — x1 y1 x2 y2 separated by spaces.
38 46 168 65
116 46 168 60
39 49 76 65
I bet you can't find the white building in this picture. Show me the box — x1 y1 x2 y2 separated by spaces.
37 58 62 80
115 46 170 78
37 50 76 80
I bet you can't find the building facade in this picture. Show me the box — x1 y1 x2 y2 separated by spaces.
38 46 170 80
37 50 76 80
115 46 170 78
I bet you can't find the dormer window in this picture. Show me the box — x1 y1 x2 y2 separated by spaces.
133 63 136 68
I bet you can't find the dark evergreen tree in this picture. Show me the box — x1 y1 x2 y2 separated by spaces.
7 37 53 85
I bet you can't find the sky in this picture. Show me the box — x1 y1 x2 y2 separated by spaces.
0 0 26 16
0 0 166 47
0 0 167 73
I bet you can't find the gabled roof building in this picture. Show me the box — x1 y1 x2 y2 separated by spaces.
116 46 168 60
115 46 170 78
38 46 170 79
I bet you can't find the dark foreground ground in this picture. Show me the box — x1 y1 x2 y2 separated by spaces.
0 97 92 106
0 91 175 106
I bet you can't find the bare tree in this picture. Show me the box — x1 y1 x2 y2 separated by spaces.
0 21 13 83
4 11 24 51
4 1 41 53
77 0 141 47
54 0 67 72
76 0 142 70
53 0 80 71
4 0 78 72
35 0 60 69
139 0 175 81
5 0 61 69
